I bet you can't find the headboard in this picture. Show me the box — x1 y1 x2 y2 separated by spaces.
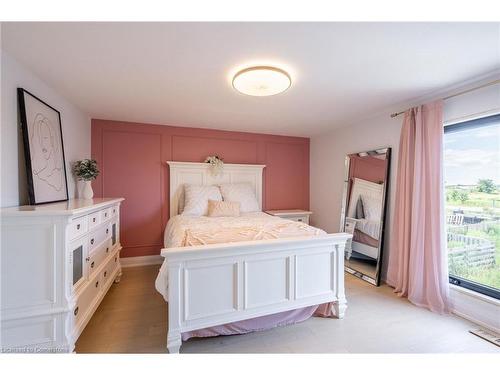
167 161 266 218
347 177 384 218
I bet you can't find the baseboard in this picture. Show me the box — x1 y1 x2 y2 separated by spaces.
452 309 500 335
121 255 163 268
449 285 500 334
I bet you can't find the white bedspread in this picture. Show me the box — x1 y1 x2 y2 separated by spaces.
156 212 326 300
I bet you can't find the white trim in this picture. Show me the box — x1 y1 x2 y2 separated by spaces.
450 284 500 306
449 285 500 334
121 255 163 268
452 309 500 335
443 108 500 127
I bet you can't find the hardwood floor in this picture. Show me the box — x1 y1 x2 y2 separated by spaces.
75 265 499 353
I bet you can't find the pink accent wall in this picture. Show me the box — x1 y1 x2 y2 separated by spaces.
91 119 310 258
347 154 388 206
348 155 387 184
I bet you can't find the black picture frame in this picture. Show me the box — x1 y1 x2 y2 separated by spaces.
18 88 69 205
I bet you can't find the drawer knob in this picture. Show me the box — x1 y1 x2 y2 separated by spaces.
85 257 90 262
104 271 107 277
74 307 79 316
106 228 109 234
93 218 96 222
113 209 116 213
106 247 109 253
105 213 108 217
76 224 81 230
95 281 99 288
90 238 94 245
91 261 95 268
114 257 117 262
298 219 303 222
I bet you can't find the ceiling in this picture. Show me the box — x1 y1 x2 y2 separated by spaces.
2 22 499 137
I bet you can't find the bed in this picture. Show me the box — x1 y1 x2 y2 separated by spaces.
345 178 383 259
156 161 351 353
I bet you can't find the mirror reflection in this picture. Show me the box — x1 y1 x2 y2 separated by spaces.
340 148 391 286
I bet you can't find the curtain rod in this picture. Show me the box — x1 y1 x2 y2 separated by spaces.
390 79 500 118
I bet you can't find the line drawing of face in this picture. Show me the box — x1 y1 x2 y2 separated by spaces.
39 118 54 160
30 113 63 192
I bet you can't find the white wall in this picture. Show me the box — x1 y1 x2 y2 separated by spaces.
1 50 91 207
310 76 500 331
310 77 500 282
310 113 401 279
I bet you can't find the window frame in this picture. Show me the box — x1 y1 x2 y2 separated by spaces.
444 113 500 301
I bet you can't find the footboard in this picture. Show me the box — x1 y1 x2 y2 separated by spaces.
160 233 351 353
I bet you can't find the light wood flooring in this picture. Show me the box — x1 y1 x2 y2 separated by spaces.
75 265 499 353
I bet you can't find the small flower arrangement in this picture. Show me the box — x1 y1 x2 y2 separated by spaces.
204 155 224 176
73 159 100 181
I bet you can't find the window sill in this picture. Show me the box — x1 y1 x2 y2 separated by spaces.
449 284 500 306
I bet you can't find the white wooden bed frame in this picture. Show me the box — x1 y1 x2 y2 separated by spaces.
161 161 351 353
347 178 383 259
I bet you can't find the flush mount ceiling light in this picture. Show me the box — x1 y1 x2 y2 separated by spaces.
232 66 291 96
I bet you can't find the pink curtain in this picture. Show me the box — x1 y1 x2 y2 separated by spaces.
387 100 449 314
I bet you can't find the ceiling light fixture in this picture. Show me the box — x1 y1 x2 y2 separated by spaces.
232 66 291 96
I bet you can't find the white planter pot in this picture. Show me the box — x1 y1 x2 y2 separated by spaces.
82 181 94 200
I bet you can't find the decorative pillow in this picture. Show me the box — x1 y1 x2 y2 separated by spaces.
182 184 222 216
355 197 365 219
207 200 240 217
360 195 382 220
219 183 260 213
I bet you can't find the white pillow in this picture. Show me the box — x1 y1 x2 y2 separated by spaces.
182 184 222 216
219 183 260 213
360 195 382 221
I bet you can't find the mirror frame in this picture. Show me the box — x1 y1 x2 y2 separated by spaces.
340 147 391 286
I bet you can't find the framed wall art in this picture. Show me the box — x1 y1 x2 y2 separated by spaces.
18 88 69 205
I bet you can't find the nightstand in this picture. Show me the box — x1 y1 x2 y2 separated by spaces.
344 217 357 260
265 209 312 224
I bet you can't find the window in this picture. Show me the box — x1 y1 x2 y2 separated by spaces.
444 113 500 299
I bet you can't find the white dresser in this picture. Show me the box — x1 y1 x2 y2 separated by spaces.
1 198 124 353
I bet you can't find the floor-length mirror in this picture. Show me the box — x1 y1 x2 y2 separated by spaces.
340 148 391 286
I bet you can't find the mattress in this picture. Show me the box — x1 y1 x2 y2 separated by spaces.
155 212 335 341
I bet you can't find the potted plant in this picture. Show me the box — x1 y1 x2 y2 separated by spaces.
73 159 99 199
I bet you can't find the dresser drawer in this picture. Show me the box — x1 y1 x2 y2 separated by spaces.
88 223 111 252
100 208 111 222
344 220 356 234
68 216 88 241
101 253 119 287
289 215 309 224
88 211 101 229
88 238 111 278
73 273 101 327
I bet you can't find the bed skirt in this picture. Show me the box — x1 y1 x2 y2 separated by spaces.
181 303 334 341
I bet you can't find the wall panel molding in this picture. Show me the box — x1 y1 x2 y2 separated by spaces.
92 119 309 258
